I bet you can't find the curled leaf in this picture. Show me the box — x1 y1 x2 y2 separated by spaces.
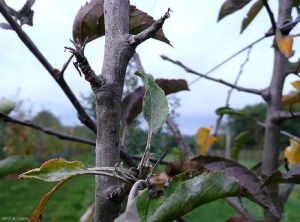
218 0 251 21
73 0 171 45
284 138 300 165
195 128 217 155
240 0 263 33
275 29 294 58
19 158 87 182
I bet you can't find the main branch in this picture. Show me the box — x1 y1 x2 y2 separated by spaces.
261 1 293 221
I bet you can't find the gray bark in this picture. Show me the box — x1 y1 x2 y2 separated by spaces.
93 1 170 221
261 1 292 221
93 0 134 221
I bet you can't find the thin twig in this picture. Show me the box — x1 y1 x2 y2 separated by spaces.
131 155 169 165
213 47 252 136
128 8 172 47
147 146 172 179
188 36 265 86
187 17 300 86
61 54 74 76
132 53 145 73
261 0 277 33
166 116 194 159
257 121 300 143
161 55 262 96
0 111 95 145
226 197 255 220
0 1 97 132
0 111 139 166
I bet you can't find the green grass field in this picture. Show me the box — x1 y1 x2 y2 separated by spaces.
1 155 300 222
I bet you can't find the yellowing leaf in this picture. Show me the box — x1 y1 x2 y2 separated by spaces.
284 139 300 165
282 91 300 105
195 128 217 155
292 80 300 92
275 29 294 58
195 128 210 145
200 136 218 155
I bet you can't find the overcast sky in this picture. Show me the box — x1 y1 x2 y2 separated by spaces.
0 0 300 135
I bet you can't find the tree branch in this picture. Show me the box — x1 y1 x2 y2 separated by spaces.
161 55 262 95
214 47 252 136
257 121 300 143
128 8 171 47
0 0 97 133
188 16 300 86
226 197 255 220
166 116 195 159
0 111 139 167
0 111 95 145
279 183 294 212
261 0 277 33
276 111 300 121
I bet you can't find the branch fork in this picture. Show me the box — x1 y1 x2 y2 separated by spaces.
127 8 172 47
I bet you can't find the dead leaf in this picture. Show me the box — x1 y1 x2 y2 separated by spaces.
73 0 171 45
150 172 169 191
275 29 294 58
165 160 204 177
282 91 300 105
284 138 300 165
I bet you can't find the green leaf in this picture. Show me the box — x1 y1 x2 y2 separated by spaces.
215 107 243 116
231 131 251 160
121 79 189 126
19 158 87 182
116 172 242 222
73 0 171 46
0 98 15 115
0 155 36 177
218 0 251 21
135 72 169 133
240 0 263 33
